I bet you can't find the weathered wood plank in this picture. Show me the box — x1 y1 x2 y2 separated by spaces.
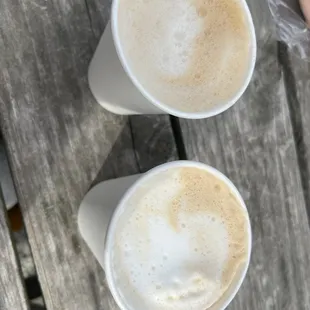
279 46 310 218
0 0 177 310
178 1 310 309
0 188 29 310
0 1 127 308
129 116 178 172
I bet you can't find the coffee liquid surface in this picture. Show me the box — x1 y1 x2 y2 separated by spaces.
110 167 249 310
117 0 252 112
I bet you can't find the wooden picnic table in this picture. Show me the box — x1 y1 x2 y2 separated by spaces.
1 0 310 309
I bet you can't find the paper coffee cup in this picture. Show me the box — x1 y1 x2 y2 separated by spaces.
88 0 256 119
78 161 252 309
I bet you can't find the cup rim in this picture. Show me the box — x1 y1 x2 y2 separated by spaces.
111 0 257 119
104 160 252 310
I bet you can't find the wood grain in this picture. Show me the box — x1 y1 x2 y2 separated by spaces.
0 189 29 310
0 0 177 309
129 115 178 172
279 45 310 218
178 1 310 309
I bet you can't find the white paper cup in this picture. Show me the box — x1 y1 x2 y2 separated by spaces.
78 161 252 310
88 0 256 119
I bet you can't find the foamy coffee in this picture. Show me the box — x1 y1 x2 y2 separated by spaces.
117 0 253 113
109 166 250 310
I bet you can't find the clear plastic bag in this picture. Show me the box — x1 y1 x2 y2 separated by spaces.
268 0 310 60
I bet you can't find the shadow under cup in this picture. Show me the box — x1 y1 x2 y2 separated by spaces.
112 0 257 119
103 161 252 310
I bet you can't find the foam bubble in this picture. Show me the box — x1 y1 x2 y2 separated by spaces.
110 167 249 310
117 0 253 113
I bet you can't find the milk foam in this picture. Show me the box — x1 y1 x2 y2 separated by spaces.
117 0 253 113
110 167 249 310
